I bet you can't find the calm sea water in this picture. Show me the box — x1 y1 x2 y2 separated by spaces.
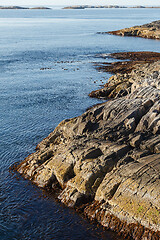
0 8 160 240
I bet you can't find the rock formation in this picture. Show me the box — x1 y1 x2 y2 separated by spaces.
90 52 160 99
107 20 160 40
15 52 160 239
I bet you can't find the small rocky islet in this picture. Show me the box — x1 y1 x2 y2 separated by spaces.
14 21 160 240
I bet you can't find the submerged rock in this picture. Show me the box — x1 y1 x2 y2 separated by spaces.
16 54 160 239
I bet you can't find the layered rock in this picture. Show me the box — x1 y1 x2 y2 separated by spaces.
90 52 160 99
107 20 160 40
15 54 160 239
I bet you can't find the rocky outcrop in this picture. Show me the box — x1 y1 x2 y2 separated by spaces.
107 20 160 40
90 52 160 99
15 53 160 239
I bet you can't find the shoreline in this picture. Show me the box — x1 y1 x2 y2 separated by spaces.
89 51 160 99
0 6 51 10
13 20 160 240
14 51 160 240
63 5 160 9
0 6 160 10
106 20 160 40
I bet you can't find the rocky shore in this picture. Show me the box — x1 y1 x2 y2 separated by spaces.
90 51 160 99
14 50 160 239
106 20 160 40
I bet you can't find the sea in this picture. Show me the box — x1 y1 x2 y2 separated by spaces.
0 6 160 240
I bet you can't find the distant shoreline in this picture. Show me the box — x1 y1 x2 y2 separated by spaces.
0 6 51 10
63 5 160 9
0 5 160 10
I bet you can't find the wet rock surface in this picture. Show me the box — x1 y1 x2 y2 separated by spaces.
106 20 160 40
16 52 160 239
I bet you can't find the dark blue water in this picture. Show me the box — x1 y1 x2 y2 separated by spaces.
0 8 160 240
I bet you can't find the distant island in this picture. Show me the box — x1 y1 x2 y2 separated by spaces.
63 5 160 9
0 6 51 10
1 5 159 10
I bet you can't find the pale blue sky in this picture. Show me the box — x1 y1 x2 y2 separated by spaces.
0 0 159 6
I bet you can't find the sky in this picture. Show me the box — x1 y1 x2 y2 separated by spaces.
0 0 160 6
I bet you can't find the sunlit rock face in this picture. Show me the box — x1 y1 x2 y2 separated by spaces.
107 20 160 40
